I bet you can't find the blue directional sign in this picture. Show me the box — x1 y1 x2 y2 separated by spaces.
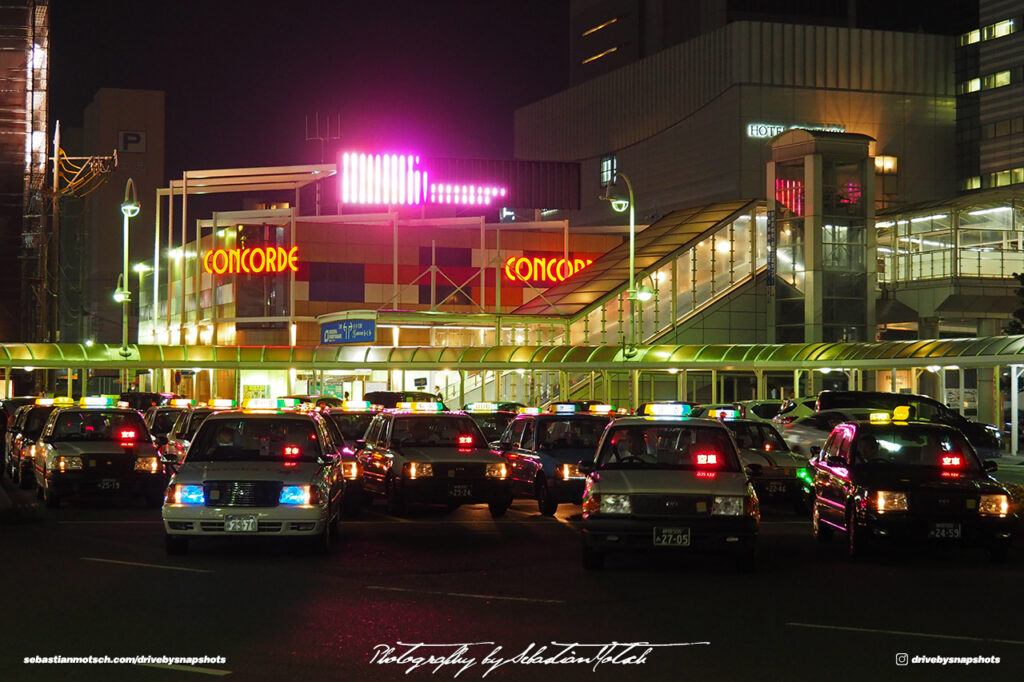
320 319 376 344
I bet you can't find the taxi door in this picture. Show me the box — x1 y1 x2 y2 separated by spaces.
358 416 391 495
509 418 543 494
814 427 853 528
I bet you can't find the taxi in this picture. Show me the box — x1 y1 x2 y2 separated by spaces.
143 398 195 443
357 402 512 516
303 400 370 518
161 399 237 470
31 397 168 508
810 407 1017 560
162 399 347 554
491 403 612 515
4 398 72 488
580 403 760 571
462 402 518 443
710 407 814 513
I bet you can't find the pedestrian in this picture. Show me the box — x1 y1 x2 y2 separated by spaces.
433 385 443 401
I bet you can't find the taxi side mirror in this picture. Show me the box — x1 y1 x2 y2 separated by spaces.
744 463 763 478
809 445 821 457
154 434 169 448
983 460 998 473
578 460 594 475
489 440 503 451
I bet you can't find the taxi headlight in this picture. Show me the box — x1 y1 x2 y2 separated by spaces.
872 491 908 513
404 462 433 479
600 494 632 514
135 456 160 473
169 484 205 505
280 485 313 505
560 463 583 480
712 496 744 516
486 462 507 479
341 460 361 480
25 444 38 459
979 494 1011 517
55 456 82 473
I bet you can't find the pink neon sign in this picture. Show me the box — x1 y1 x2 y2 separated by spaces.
340 152 507 206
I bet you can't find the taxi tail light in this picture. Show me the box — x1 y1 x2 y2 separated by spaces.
763 443 773 452
134 456 160 473
776 415 797 425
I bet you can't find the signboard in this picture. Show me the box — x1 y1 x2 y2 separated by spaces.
504 256 593 284
414 377 428 389
339 151 506 207
766 209 776 300
746 123 845 138
118 130 147 153
203 246 299 275
321 319 376 344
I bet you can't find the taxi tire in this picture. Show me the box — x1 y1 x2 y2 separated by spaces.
42 482 60 508
582 543 605 570
812 503 833 542
536 478 558 516
386 476 406 516
165 534 188 555
846 511 870 559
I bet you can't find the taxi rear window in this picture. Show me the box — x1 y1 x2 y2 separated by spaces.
537 418 606 450
391 416 484 448
597 425 740 471
468 413 516 441
723 422 787 451
24 406 56 439
326 412 374 440
50 410 148 442
188 418 323 462
182 409 214 440
853 428 979 469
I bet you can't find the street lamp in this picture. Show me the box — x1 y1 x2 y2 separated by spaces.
119 179 140 390
600 172 651 353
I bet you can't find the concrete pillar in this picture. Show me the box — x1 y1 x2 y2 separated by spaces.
977 365 999 429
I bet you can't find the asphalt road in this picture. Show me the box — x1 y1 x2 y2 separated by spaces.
2 477 1023 682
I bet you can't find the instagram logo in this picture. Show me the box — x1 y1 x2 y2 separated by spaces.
896 653 909 666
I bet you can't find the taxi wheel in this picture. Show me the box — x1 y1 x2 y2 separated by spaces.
386 477 406 516
846 512 870 559
536 478 558 516
582 543 605 570
165 534 188 555
42 483 61 509
812 503 833 542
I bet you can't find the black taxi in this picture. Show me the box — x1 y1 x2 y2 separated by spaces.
491 403 612 515
462 402 518 443
357 402 512 516
31 397 168 508
810 406 1016 560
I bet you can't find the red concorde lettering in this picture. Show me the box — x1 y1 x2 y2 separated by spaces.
203 247 301 275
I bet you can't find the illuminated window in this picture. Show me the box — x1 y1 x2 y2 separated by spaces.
962 18 1016 45
581 17 617 37
581 46 618 65
959 29 980 45
959 78 981 94
983 70 1011 89
962 176 981 191
600 154 617 188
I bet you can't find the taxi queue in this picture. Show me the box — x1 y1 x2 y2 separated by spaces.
1 393 1017 570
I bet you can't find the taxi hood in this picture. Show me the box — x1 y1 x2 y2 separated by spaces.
589 468 749 495
738 448 808 469
852 465 1006 493
393 445 502 463
175 460 322 483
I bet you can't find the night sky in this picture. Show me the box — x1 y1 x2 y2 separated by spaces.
49 0 570 179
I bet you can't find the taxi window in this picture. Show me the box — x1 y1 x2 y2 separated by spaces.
150 409 181 436
469 412 515 442
188 418 324 462
390 416 485 448
853 428 978 469
521 419 535 449
23 406 55 439
502 419 526 448
183 409 213 440
537 418 605 450
364 417 384 445
327 412 374 441
596 424 740 471
49 410 148 442
724 422 786 451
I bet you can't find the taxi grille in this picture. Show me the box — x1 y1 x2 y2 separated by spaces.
204 481 282 507
909 491 973 515
83 453 133 475
431 463 487 479
631 494 713 517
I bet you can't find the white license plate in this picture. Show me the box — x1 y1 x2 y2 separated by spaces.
928 523 961 539
448 484 472 498
766 481 787 494
653 527 691 547
98 479 120 490
225 515 258 532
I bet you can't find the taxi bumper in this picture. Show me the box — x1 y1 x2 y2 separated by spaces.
544 476 586 504
163 503 328 536
46 471 168 499
583 515 758 552
859 511 1016 546
398 476 511 505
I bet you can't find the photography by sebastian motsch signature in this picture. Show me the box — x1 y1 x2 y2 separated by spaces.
369 640 710 677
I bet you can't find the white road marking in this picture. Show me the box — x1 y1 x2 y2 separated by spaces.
138 664 231 676
367 585 565 604
787 622 1024 645
81 557 212 574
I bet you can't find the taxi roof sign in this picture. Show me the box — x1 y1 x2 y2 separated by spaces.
341 400 373 411
209 398 237 408
548 403 577 414
644 403 691 417
869 412 891 424
170 398 197 407
465 402 499 413
80 396 115 408
709 408 740 421
517 407 540 415
587 404 614 414
892 405 912 421
34 397 55 406
396 401 444 412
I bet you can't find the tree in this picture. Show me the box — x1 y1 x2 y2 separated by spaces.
1005 272 1024 334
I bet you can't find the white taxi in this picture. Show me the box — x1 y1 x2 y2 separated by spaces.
580 404 760 571
162 400 346 555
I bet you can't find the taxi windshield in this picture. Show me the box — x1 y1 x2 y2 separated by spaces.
391 416 484 448
326 412 374 440
150 409 183 436
50 410 148 442
24 406 56 439
722 422 788 452
469 413 516 441
181 409 213 440
188 418 323 462
596 424 741 471
537 418 606 450
853 428 980 469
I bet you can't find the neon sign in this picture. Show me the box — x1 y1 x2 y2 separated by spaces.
747 122 846 138
339 152 507 206
203 247 299 275
504 256 593 283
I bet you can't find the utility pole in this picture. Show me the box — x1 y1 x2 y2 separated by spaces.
304 113 341 216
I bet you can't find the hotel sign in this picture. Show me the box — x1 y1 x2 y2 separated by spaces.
746 123 845 138
321 319 376 344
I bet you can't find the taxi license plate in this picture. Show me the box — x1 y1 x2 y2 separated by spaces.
653 527 690 547
98 479 120 491
224 515 258 532
766 481 787 495
928 523 961 539
449 484 473 498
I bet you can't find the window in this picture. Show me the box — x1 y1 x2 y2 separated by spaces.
600 154 617 188
521 419 535 449
961 18 1017 45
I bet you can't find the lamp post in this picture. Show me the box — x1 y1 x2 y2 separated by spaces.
117 179 140 389
601 172 651 353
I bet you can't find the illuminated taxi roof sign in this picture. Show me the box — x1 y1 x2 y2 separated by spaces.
341 400 373 411
465 402 499 413
548 403 577 414
643 403 691 417
80 396 115 408
170 398 197 407
892 405 912 421
34 397 54 406
587 404 614 414
396 401 444 412
869 412 891 424
517 407 540 415
709 408 740 421
209 398 237 409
